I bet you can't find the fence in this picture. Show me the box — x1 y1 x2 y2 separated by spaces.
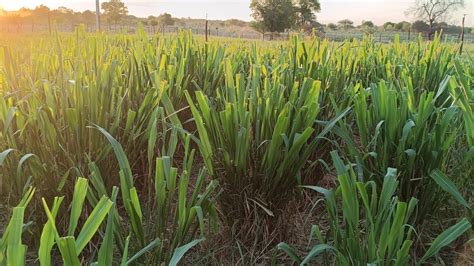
1 22 473 43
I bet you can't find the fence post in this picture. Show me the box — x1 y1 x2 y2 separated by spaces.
96 0 101 32
460 14 466 54
205 14 208 42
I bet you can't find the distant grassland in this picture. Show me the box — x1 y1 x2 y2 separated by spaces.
464 43 474 54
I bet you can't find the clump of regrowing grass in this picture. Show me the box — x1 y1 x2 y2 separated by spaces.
342 79 461 222
277 151 472 265
0 31 472 265
186 61 346 243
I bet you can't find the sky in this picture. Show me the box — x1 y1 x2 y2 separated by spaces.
0 0 473 26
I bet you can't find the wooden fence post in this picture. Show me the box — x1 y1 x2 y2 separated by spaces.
205 14 208 42
460 14 466 54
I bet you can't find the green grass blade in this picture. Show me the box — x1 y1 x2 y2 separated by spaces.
7 207 25 266
301 244 333 265
68 178 89 236
169 238 205 266
418 218 472 264
39 197 64 266
430 170 470 209
98 187 119 266
57 236 81 266
75 196 112 253
126 238 160 265
276 242 302 264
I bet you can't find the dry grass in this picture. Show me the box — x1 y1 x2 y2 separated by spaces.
184 172 338 265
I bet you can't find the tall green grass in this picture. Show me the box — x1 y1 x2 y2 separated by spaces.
277 151 472 265
0 31 472 264
92 126 217 264
185 65 347 238
342 79 460 221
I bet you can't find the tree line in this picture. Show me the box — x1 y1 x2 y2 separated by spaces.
0 1 172 32
0 0 470 39
249 0 469 40
325 19 470 34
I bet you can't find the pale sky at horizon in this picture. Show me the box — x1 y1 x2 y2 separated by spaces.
0 0 473 26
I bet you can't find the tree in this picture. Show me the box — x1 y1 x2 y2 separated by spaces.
79 10 96 30
411 20 430 33
81 10 96 21
360 20 375 34
383 21 396 31
327 23 338 31
408 0 465 39
434 21 449 34
31 5 50 32
361 20 375 28
294 0 321 27
101 0 128 26
337 19 354 31
250 0 296 35
157 13 174 27
147 16 159 32
437 23 461 34
250 20 266 40
49 6 74 29
395 21 411 31
32 5 50 22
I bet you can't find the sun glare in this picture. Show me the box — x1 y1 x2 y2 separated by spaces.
0 0 49 11
0 6 5 16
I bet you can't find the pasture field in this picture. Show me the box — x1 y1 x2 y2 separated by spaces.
0 29 473 265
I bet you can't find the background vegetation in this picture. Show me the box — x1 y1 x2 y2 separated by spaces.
0 0 472 42
0 0 473 264
0 28 472 264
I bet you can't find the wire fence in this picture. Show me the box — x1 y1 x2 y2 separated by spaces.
1 22 473 43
